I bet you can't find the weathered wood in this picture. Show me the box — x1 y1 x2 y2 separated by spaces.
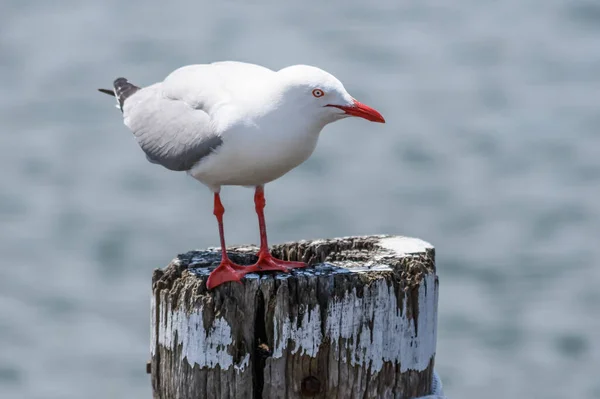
151 235 438 399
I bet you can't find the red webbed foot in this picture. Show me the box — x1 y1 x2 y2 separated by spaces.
246 250 307 274
206 258 250 289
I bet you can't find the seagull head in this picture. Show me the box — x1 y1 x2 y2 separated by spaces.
276 65 385 126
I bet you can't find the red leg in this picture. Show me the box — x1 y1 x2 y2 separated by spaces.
249 186 307 273
206 193 250 289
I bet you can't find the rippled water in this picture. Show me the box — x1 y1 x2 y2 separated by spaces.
1 1 600 398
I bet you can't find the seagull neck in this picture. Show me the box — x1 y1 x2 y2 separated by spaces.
251 92 329 136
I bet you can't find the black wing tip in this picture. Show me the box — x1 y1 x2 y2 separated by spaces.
98 88 115 96
112 77 140 110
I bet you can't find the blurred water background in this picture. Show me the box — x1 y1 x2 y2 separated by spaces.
1 0 600 398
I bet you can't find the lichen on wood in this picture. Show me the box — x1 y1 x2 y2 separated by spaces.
151 235 438 399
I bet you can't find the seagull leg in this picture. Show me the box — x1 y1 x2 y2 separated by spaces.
249 185 307 273
206 192 250 289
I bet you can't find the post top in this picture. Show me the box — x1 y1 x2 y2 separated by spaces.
153 235 435 291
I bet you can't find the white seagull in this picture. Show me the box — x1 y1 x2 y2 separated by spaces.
99 61 385 289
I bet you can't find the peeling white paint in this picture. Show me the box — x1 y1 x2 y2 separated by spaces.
273 305 323 358
155 274 437 373
156 303 251 372
332 274 436 372
271 274 438 373
234 354 250 372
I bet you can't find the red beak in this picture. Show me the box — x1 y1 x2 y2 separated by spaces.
327 100 385 123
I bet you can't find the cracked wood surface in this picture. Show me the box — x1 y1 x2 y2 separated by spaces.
150 235 438 399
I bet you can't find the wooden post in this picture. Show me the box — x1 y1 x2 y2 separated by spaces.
150 235 438 399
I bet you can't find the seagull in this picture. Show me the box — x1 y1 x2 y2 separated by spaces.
98 61 385 289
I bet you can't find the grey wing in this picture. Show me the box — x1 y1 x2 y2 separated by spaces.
122 86 223 172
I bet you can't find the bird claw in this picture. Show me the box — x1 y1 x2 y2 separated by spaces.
248 251 307 273
206 259 251 289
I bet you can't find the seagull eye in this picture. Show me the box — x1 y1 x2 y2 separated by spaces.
312 89 324 98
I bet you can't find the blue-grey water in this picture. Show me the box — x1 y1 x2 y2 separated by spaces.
2 1 600 398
